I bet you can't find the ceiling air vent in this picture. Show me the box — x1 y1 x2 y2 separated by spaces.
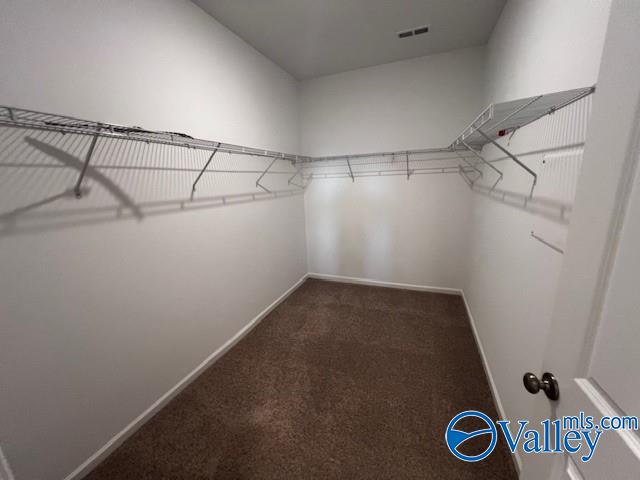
397 25 430 39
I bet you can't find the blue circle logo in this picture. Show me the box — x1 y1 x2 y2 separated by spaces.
445 410 497 462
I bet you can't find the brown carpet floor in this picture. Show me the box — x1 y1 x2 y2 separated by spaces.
86 279 518 479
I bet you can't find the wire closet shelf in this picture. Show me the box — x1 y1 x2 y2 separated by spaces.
0 85 594 198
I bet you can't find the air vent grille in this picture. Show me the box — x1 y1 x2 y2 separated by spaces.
397 25 430 39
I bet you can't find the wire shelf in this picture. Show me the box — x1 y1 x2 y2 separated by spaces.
451 86 595 150
0 106 310 163
0 85 596 192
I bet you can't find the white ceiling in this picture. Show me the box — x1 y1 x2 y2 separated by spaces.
192 0 506 80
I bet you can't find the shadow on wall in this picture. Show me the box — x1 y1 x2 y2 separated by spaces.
0 127 304 237
462 159 576 224
460 94 593 225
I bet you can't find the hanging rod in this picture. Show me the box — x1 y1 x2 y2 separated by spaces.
297 147 453 164
302 165 474 180
300 153 472 169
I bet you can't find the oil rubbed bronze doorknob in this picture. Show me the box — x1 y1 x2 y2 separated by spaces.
523 372 560 401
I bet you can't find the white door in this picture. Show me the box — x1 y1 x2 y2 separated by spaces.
521 1 640 479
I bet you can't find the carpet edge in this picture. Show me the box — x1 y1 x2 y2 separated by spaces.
307 273 462 295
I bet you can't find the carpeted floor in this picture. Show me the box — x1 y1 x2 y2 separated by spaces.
86 279 518 479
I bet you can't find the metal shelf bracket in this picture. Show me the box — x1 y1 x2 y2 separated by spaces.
460 140 504 192
74 126 102 198
287 168 306 190
191 142 220 199
256 155 278 193
346 156 354 182
458 165 476 188
453 148 483 179
405 152 412 180
476 128 537 198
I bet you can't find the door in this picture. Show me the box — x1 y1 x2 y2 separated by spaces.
521 1 640 479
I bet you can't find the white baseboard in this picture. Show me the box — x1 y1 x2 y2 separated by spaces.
64 273 308 480
460 290 522 475
307 272 462 295
0 446 15 480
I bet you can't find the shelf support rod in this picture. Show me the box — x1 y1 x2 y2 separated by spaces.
191 142 220 199
458 166 475 189
74 126 101 198
256 155 278 193
287 170 299 184
346 156 354 182
460 140 504 192
453 148 483 178
406 152 411 180
476 129 537 197
287 167 306 190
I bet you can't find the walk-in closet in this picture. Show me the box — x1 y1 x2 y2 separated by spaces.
2 1 639 479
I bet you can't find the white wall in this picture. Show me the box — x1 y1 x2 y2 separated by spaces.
462 0 612 472
0 1 306 479
301 47 486 288
485 0 611 103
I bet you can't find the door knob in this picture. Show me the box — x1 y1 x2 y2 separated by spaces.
523 372 560 401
